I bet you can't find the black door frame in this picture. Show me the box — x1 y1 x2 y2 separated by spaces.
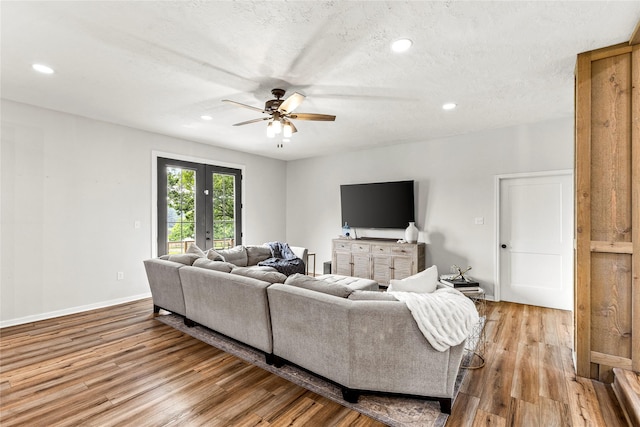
157 157 242 255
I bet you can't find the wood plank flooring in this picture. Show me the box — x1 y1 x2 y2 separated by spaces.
0 298 627 426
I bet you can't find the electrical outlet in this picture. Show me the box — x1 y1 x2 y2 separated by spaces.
474 217 485 225
117 272 124 280
134 220 141 229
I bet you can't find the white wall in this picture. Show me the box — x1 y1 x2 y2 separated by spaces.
0 100 287 326
285 118 574 299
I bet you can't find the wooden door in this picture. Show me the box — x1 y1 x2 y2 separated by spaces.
391 256 414 281
372 255 391 284
333 251 352 276
575 42 640 381
352 254 371 279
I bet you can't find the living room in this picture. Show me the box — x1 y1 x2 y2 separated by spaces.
2 2 639 426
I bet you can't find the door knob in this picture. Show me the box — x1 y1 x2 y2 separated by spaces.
501 244 507 249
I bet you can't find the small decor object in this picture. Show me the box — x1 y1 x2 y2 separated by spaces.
404 222 418 243
342 222 351 238
451 265 472 281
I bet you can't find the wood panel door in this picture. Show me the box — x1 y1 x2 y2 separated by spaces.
575 42 640 381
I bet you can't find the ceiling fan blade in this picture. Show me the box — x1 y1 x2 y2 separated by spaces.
278 92 306 114
233 117 270 126
290 113 336 121
222 99 265 113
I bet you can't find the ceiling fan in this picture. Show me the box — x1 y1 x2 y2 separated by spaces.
222 88 336 138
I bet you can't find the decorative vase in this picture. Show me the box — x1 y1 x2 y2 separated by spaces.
405 222 418 243
342 222 351 238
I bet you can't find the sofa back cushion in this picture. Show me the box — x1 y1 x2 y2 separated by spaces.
217 245 248 267
231 266 287 284
159 253 201 266
246 245 273 266
284 273 353 298
192 257 235 273
348 290 398 301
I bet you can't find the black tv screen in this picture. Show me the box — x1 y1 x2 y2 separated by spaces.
340 180 415 229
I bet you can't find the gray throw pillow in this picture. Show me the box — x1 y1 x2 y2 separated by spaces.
186 243 206 257
348 290 398 301
216 246 248 267
285 273 353 298
166 253 201 265
206 249 225 262
192 258 234 273
231 266 287 284
246 245 273 265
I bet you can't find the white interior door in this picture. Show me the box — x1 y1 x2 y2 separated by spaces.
498 172 573 310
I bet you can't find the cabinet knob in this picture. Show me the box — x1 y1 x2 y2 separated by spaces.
501 244 507 249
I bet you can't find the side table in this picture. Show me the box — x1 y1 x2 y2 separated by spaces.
306 253 316 277
460 288 486 369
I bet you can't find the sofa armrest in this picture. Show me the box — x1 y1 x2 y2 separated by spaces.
289 246 308 267
143 258 186 316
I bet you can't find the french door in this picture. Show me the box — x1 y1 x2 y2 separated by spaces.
157 157 242 255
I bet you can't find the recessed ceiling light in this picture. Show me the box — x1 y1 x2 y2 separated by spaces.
442 103 457 110
200 115 213 121
32 63 55 74
391 38 413 53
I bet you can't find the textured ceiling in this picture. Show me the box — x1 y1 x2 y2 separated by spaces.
2 1 639 161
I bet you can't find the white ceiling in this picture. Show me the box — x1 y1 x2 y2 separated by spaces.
2 1 639 161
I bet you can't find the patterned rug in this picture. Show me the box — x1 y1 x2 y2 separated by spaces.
156 313 481 427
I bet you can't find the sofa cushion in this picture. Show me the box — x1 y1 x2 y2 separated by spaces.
231 266 287 284
285 273 353 298
217 246 248 267
163 253 201 266
186 243 206 257
388 265 439 293
192 257 234 273
348 290 398 301
246 245 273 266
314 274 378 291
206 249 225 262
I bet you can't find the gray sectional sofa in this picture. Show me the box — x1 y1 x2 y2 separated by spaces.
143 243 465 413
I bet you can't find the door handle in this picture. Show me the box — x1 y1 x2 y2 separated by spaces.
501 244 507 249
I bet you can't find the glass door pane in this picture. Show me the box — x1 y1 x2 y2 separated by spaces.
211 172 236 249
166 166 196 254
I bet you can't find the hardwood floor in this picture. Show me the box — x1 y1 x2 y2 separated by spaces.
0 298 627 426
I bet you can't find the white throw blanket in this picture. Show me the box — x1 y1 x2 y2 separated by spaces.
388 287 479 352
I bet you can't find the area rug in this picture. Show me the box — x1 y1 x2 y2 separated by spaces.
156 314 480 427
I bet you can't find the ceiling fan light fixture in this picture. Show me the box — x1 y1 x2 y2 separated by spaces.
442 102 457 110
283 122 293 138
272 119 282 134
266 122 275 138
391 38 413 53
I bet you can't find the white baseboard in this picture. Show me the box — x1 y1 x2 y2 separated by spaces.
0 292 152 328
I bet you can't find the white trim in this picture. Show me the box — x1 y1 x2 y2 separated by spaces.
150 150 246 258
0 292 152 328
494 169 573 303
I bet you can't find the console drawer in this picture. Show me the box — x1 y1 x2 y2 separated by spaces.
372 245 391 254
391 246 415 256
351 243 371 253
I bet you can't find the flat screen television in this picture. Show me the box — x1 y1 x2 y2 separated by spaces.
340 180 415 229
